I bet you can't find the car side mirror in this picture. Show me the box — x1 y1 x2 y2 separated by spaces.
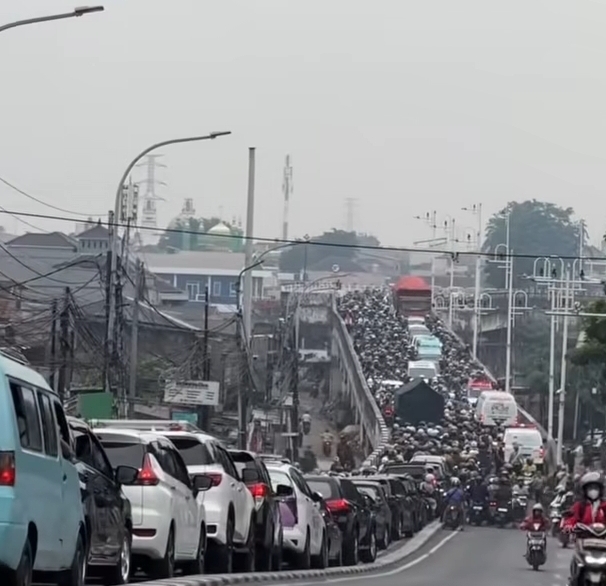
191 474 213 492
61 439 76 462
275 483 293 497
311 491 323 503
115 465 139 485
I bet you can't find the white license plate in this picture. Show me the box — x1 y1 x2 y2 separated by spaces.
498 508 508 512
473 506 483 510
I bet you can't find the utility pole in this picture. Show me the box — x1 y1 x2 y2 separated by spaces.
104 212 114 393
199 285 211 431
462 204 483 359
557 266 572 464
58 288 71 403
344 198 357 232
290 320 300 463
136 155 166 247
505 252 514 394
242 147 256 342
128 259 143 416
548 281 557 439
49 299 57 392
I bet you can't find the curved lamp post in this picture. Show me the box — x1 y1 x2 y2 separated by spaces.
0 6 104 33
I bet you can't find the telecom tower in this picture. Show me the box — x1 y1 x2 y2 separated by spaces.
135 154 166 246
282 155 293 240
344 197 357 232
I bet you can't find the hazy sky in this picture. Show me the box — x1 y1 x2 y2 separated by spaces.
1 0 605 252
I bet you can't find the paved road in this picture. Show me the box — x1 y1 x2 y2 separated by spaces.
262 525 571 586
299 391 338 470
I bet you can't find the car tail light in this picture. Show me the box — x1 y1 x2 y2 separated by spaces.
135 454 159 486
0 452 15 486
249 483 269 499
326 499 351 514
539 447 545 458
207 473 223 487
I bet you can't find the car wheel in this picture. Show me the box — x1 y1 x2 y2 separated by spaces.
212 517 234 573
102 528 132 585
380 525 391 550
360 529 377 563
271 530 283 571
236 519 255 572
58 532 86 586
311 532 328 569
183 525 206 576
296 531 311 570
342 528 358 566
256 524 273 572
7 537 33 586
151 526 175 580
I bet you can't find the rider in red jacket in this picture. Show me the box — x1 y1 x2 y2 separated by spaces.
563 471 606 530
520 503 549 531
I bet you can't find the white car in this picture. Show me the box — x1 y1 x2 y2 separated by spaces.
266 463 326 569
94 428 207 580
158 430 256 573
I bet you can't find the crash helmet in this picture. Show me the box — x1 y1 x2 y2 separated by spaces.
580 471 604 502
531 503 544 517
451 477 461 487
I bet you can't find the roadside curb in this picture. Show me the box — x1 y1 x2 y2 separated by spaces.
139 520 444 586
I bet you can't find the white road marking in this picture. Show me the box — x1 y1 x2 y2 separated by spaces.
269 529 460 586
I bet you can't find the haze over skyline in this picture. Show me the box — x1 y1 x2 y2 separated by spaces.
1 0 605 250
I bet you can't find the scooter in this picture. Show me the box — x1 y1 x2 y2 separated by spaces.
469 502 485 526
570 523 606 585
550 504 562 538
444 505 461 529
526 525 547 571
494 504 510 528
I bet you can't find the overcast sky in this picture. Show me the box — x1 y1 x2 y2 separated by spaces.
1 0 605 253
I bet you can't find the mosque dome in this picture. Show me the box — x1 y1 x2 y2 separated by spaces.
208 222 232 235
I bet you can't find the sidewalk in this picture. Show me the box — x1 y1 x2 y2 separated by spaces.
298 391 337 470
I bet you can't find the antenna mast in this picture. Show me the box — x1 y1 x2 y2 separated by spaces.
282 155 293 241
135 154 167 246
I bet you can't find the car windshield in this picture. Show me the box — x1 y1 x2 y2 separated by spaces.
268 469 293 492
98 439 145 469
167 437 213 466
306 479 338 500
355 484 380 500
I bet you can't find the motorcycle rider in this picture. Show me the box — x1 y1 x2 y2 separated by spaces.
321 428 333 456
443 477 466 529
467 473 488 522
522 457 537 477
563 471 606 530
495 474 513 520
520 503 549 531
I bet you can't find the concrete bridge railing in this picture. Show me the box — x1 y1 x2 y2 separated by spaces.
330 299 390 467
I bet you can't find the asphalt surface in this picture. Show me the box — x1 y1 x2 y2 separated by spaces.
262 525 571 586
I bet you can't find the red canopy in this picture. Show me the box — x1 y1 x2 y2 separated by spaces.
394 275 430 293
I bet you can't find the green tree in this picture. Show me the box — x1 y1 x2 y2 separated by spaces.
570 299 606 378
482 200 584 289
279 230 374 272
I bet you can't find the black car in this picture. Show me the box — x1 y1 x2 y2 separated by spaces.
317 497 344 566
365 475 415 538
306 475 377 565
229 449 283 571
350 480 392 549
397 474 428 530
68 417 139 585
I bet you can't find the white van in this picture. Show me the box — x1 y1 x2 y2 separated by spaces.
504 426 544 465
475 390 518 427
407 360 438 380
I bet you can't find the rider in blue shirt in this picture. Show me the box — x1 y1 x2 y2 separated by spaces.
443 477 466 528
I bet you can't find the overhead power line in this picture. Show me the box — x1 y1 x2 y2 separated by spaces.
0 207 597 263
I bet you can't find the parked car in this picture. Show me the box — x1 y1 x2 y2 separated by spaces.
94 428 207 580
306 475 377 565
228 449 283 571
69 417 138 584
399 473 429 530
351 479 392 549
0 354 87 586
365 475 414 538
266 463 327 569
155 430 256 573
93 420 257 574
318 496 344 566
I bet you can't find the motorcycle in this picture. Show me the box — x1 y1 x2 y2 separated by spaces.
551 504 562 538
494 503 510 528
444 504 461 529
302 420 311 435
488 500 498 524
512 495 528 523
570 523 606 585
469 502 485 526
526 524 547 571
322 440 332 457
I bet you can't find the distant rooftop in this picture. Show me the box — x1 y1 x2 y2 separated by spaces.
7 232 77 250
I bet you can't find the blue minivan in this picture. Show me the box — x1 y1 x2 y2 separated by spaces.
0 352 87 586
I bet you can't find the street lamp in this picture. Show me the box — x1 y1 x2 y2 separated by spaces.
0 6 104 34
106 131 231 392
462 203 483 359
